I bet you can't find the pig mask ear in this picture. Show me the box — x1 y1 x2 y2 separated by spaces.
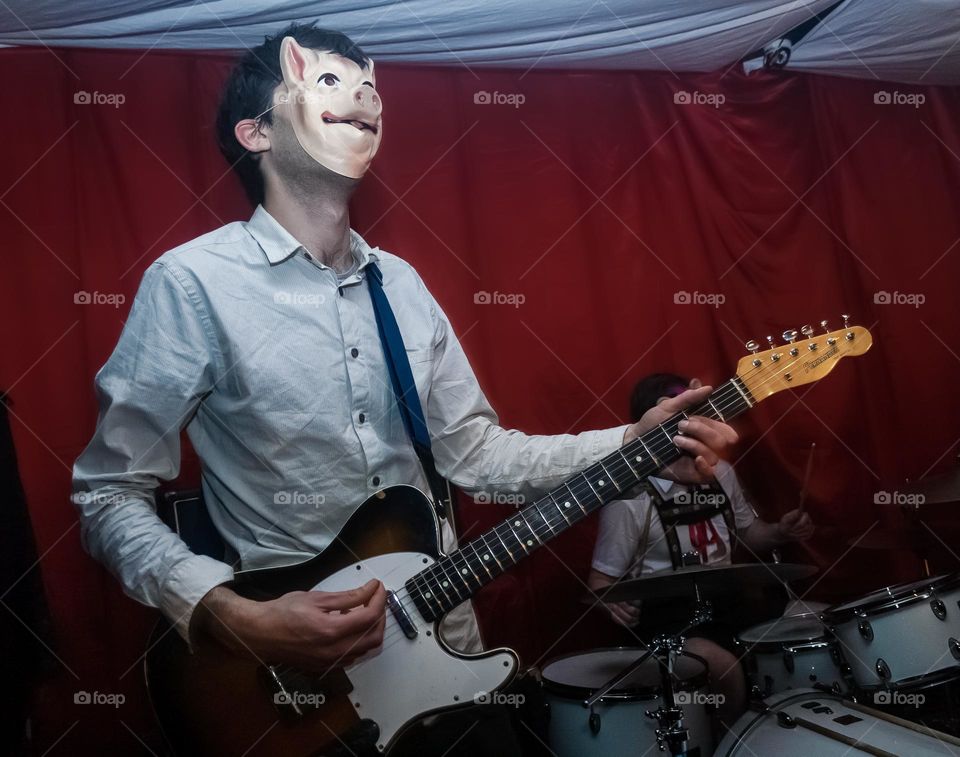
280 36 318 91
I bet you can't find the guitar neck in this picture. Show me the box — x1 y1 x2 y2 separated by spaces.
405 376 755 620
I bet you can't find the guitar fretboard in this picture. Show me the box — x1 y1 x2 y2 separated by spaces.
405 377 754 621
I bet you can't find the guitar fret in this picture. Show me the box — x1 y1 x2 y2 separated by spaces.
707 397 725 421
518 509 544 544
536 502 558 535
493 527 516 564
597 459 619 492
658 423 674 448
619 448 640 479
638 437 661 468
506 518 531 553
564 483 588 515
732 378 753 407
551 492 573 525
471 541 495 579
480 533 505 571
456 552 482 586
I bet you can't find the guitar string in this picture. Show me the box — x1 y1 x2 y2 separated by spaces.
273 335 853 677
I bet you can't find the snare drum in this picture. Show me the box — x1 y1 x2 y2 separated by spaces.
715 688 960 756
823 574 960 689
541 648 713 757
736 613 847 696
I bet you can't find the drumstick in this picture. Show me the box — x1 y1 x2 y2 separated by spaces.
797 442 815 514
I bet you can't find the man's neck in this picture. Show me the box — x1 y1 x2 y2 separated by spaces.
264 180 355 273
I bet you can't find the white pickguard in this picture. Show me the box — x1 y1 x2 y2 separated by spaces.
314 552 518 752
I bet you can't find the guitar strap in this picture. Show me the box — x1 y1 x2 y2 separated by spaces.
366 261 451 520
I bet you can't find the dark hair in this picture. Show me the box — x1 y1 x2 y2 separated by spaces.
215 22 370 206
629 372 690 423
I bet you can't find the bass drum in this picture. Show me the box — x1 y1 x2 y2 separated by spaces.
716 689 960 756
541 648 713 757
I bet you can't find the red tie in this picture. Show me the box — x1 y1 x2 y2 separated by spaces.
689 519 725 560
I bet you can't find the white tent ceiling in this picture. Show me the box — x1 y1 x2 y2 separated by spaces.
0 0 958 85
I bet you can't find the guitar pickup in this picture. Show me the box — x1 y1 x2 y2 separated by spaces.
387 590 418 639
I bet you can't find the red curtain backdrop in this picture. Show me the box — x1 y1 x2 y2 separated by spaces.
2 44 960 753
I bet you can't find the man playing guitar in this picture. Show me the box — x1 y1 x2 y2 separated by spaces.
71 23 737 754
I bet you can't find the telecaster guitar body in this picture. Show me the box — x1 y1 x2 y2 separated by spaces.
146 486 518 756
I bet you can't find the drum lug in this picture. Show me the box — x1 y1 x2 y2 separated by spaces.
931 599 947 620
776 711 797 729
782 649 795 674
858 619 874 642
588 711 601 735
950 637 960 661
876 658 891 681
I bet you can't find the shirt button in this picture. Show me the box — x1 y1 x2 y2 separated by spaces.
358 412 366 423
351 348 359 358
372 476 381 486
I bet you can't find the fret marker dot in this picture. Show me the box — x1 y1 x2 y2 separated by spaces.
564 501 571 508
461 568 468 575
442 580 449 588
425 592 432 599
598 479 605 486
514 520 521 527
483 554 490 561
526 539 533 546
635 455 642 462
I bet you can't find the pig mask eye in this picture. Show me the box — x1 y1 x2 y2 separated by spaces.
317 73 340 88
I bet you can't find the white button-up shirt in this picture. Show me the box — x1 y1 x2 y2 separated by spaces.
72 205 628 651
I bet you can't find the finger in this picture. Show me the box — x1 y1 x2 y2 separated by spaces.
324 586 388 636
313 579 382 611
658 386 714 414
679 416 738 447
674 435 719 469
693 455 716 481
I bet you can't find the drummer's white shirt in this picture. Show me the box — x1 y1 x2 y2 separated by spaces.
591 461 756 579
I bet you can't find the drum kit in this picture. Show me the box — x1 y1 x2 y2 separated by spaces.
536 467 960 756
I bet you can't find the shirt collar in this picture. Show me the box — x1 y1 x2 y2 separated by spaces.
245 204 380 268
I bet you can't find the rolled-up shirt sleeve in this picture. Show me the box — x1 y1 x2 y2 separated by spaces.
421 282 630 502
71 261 234 642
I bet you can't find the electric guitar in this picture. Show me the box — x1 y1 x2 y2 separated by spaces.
145 320 872 756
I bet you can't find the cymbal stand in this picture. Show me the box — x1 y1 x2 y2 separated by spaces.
584 584 713 755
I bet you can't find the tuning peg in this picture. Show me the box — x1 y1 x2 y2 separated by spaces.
745 340 759 354
820 319 829 333
782 329 798 343
841 314 851 329
801 324 814 338
766 335 777 348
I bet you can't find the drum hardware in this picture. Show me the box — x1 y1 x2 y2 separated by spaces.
583 591 713 756
902 461 960 505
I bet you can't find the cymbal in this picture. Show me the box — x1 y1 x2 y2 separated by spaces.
601 563 818 603
902 468 960 505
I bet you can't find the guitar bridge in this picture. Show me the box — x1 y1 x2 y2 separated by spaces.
387 590 418 639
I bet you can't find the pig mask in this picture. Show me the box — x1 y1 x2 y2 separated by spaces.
277 36 382 179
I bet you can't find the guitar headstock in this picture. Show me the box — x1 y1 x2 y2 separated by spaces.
736 316 872 402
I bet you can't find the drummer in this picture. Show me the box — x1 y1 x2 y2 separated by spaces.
588 372 815 726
